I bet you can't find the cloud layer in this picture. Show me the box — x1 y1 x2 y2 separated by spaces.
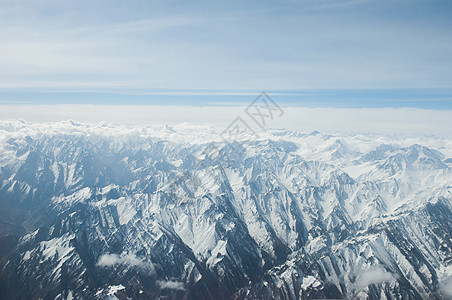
0 105 451 136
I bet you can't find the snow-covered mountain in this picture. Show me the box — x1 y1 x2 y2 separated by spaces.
0 120 451 299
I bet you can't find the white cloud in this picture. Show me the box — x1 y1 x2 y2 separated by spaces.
440 276 452 297
97 253 144 268
157 280 185 291
97 253 120 266
120 253 142 267
356 266 396 289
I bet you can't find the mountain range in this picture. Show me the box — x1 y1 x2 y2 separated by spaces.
0 120 451 299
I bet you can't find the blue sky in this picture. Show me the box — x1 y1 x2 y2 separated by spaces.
0 0 451 108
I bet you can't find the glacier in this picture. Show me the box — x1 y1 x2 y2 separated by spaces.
0 120 451 299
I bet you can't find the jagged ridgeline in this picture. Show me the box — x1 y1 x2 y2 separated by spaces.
0 121 451 299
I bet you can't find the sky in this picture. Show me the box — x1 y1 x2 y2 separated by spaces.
0 0 451 131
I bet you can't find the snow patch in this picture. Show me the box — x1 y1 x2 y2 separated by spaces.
301 275 321 289
23 250 31 261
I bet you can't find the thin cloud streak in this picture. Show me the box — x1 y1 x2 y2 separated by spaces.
0 0 451 92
